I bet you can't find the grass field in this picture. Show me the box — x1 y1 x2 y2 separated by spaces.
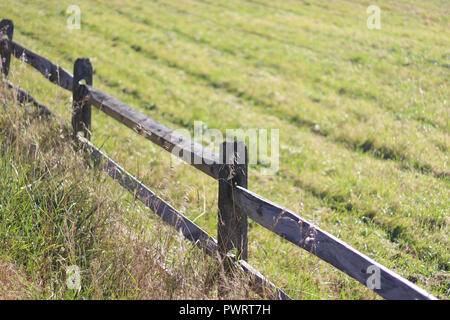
0 0 448 299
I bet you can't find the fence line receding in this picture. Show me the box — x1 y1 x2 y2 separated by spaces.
0 19 437 300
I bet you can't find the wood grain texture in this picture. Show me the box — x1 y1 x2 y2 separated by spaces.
218 141 249 261
72 58 93 139
85 85 220 179
0 19 14 76
1 39 73 91
235 186 437 300
217 141 249 298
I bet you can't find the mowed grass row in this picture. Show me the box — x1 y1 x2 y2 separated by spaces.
1 0 448 299
94 0 449 177
5 0 450 176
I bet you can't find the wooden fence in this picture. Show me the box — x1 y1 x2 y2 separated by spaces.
0 19 437 300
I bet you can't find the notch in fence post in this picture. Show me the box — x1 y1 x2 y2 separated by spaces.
218 140 248 297
72 58 93 140
0 19 14 76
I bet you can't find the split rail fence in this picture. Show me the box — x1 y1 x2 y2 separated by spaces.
0 19 437 300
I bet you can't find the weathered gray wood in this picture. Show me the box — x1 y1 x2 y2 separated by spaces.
0 39 73 91
234 186 437 300
217 141 249 297
85 85 220 179
77 135 290 300
0 19 14 76
72 58 93 139
218 141 248 260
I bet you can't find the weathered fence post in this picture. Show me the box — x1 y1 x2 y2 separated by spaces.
72 58 92 140
218 140 248 297
0 19 14 76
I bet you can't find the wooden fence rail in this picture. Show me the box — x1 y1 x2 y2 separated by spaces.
234 187 435 300
0 19 437 300
2 75 289 299
3 37 73 91
86 85 221 179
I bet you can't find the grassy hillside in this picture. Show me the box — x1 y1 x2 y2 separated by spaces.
0 86 253 299
0 0 448 299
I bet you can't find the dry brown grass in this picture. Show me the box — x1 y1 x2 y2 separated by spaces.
0 82 255 300
0 259 34 299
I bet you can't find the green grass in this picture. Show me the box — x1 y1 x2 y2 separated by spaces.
0 88 253 299
0 0 448 299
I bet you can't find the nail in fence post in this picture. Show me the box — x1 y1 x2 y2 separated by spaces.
218 140 248 296
72 58 93 140
0 19 14 76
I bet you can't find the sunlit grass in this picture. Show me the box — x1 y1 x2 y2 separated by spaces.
0 0 448 299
